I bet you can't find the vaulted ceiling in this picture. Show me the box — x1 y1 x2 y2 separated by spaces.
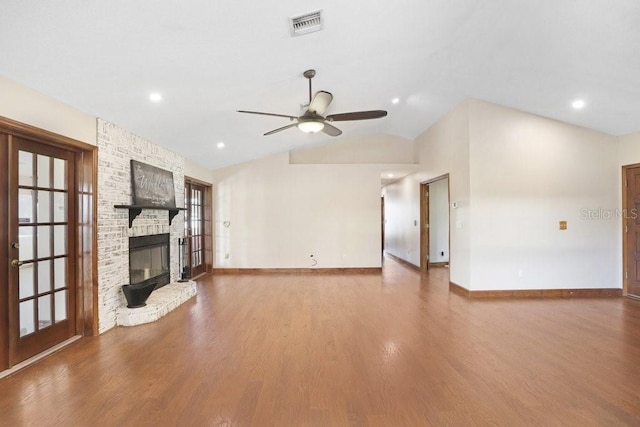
1 1 638 170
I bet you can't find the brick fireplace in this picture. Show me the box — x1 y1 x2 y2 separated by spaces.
97 119 185 333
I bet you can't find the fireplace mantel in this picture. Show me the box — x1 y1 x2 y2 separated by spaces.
114 204 186 228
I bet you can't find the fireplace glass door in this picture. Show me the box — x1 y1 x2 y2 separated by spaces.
129 234 170 289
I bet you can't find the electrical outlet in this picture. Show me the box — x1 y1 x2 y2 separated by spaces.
559 220 567 230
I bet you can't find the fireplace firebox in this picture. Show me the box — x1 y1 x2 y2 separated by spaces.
129 233 170 290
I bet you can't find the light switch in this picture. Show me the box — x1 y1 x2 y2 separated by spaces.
559 221 567 230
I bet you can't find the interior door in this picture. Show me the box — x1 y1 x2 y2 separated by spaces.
1 134 9 369
8 137 77 364
381 196 385 254
185 182 205 278
420 183 430 272
625 166 640 298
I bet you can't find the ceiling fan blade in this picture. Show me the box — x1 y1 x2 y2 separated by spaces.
326 110 388 122
237 110 298 120
321 122 342 137
264 123 298 136
308 91 333 115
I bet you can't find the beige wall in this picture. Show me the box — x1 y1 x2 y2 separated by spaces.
0 75 96 145
290 133 415 164
384 101 471 287
468 100 619 290
619 131 640 166
1 72 630 290
384 99 621 291
212 152 394 268
185 159 214 184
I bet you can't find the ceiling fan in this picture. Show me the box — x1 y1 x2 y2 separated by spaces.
237 69 388 137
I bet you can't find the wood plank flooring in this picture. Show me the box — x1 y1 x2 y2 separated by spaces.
1 258 640 426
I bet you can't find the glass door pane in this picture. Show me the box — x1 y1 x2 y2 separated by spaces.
17 149 71 337
8 136 78 367
186 181 207 278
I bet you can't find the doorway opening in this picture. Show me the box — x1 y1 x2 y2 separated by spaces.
420 175 450 273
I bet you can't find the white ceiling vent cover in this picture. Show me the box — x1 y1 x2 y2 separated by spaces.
290 10 323 37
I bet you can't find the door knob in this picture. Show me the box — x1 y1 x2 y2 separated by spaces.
11 259 24 267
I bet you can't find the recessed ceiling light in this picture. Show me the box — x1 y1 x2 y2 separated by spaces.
572 99 586 110
217 142 225 149
149 93 162 103
387 173 394 178
392 98 400 104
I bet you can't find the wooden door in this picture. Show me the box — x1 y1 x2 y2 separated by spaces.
381 196 385 254
185 181 205 278
420 183 430 272
0 133 9 369
625 166 640 298
7 137 77 364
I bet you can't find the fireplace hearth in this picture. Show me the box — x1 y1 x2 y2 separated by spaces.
129 233 170 290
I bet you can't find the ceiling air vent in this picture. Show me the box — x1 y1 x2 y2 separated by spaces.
289 10 323 37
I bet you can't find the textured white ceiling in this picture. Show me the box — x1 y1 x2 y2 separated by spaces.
1 1 639 170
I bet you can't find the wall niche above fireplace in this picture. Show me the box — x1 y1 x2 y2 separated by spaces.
129 234 170 290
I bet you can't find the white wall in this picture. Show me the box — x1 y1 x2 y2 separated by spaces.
429 178 449 263
212 152 385 268
384 101 471 286
0 75 96 145
467 100 620 290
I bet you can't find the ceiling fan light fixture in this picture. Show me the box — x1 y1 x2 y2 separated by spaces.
298 120 325 133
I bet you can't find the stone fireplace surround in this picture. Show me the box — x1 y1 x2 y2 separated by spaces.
97 119 191 333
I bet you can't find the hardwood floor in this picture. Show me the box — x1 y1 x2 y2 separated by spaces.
1 258 640 426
